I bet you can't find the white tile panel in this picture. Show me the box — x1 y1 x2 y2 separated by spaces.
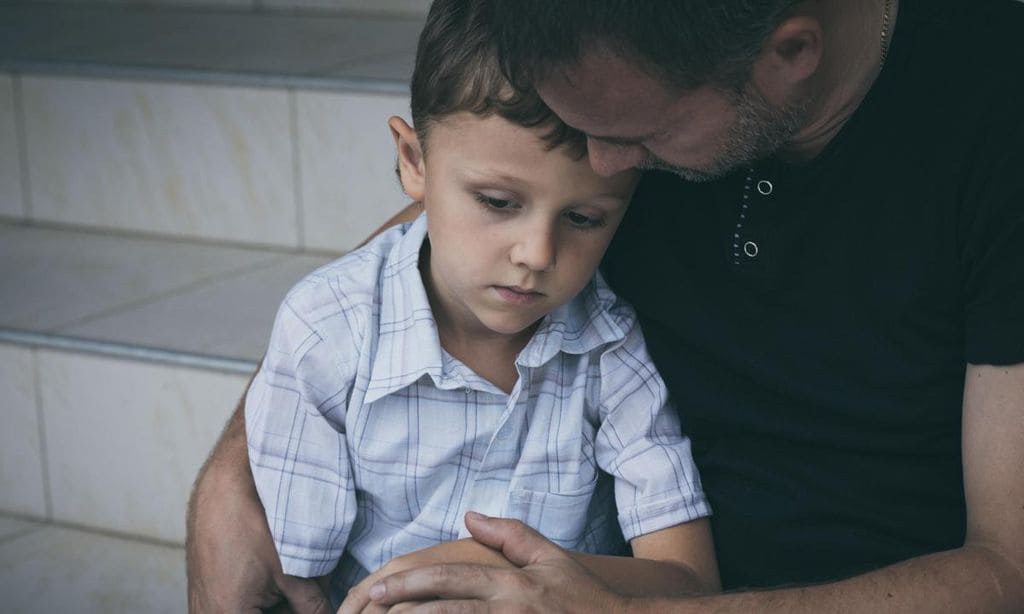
297 90 410 252
22 76 298 247
0 526 186 614
0 515 41 540
0 74 24 220
37 350 248 543
0 344 46 518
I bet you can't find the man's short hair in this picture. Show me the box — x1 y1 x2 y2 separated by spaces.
488 0 801 92
410 0 585 156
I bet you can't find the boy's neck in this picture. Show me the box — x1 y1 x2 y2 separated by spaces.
439 326 533 394
419 241 535 395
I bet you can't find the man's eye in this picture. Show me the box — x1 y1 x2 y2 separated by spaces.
474 194 514 209
566 211 605 228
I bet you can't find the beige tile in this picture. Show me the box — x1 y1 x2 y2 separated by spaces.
0 344 46 518
62 254 332 362
22 76 298 247
0 223 278 331
38 350 249 543
297 90 410 252
0 526 186 614
0 515 41 540
0 74 24 220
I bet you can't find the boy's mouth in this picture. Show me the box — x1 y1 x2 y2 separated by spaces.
492 285 544 305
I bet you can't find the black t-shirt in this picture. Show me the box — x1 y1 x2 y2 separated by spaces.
601 0 1024 589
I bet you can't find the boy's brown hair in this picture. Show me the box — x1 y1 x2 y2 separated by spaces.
410 0 586 158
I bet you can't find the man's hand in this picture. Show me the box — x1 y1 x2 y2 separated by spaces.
186 396 331 614
340 536 516 614
356 512 629 614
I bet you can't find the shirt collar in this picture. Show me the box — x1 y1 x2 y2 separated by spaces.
364 214 452 403
515 271 629 368
365 214 631 401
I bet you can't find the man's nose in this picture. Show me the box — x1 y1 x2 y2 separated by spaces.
510 223 557 273
586 138 646 177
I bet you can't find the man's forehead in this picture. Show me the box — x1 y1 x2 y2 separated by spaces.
537 51 685 136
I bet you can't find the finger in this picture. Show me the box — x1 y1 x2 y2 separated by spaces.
384 600 428 613
338 579 373 614
369 563 499 605
279 574 332 614
391 601 484 614
463 512 565 566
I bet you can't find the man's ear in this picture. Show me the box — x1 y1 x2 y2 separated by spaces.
750 16 823 104
389 116 426 202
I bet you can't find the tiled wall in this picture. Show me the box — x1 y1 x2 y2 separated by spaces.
10 0 431 16
0 75 24 220
0 343 248 544
6 73 409 253
0 345 46 518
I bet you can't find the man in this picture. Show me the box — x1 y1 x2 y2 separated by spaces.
188 0 1024 612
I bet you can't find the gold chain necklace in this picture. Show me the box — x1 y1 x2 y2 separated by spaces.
880 0 894 67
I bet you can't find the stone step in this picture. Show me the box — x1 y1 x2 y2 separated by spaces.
0 3 421 251
0 514 187 614
0 220 334 543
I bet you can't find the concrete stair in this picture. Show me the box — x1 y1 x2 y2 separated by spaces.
0 3 423 610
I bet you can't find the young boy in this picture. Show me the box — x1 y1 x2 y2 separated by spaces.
245 0 718 608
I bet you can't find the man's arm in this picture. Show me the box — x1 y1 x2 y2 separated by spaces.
186 384 330 614
341 518 719 613
186 203 423 613
363 363 1024 613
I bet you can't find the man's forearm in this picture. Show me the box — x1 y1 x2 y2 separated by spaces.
186 388 264 612
571 552 711 598
634 544 1024 613
186 397 253 550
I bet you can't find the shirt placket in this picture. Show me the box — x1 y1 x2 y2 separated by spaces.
729 166 777 275
456 367 531 537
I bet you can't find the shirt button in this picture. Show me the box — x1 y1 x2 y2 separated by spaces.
463 387 472 394
756 180 773 196
743 241 759 258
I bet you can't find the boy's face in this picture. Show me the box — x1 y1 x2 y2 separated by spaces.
392 113 639 343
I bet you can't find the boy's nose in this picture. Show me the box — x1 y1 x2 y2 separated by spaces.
510 225 557 273
586 138 647 177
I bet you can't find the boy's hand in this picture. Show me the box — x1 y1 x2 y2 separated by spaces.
338 538 515 614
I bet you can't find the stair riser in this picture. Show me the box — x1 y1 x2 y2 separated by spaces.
1 342 248 544
3 73 408 253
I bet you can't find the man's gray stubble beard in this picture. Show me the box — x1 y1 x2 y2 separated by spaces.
638 86 810 183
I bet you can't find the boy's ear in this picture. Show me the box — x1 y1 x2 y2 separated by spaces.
388 116 426 202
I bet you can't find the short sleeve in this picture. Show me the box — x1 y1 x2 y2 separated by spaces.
594 316 711 542
961 111 1024 365
245 283 360 577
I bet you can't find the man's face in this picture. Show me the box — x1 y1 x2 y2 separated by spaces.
536 48 809 181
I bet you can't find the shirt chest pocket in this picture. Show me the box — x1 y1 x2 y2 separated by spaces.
506 480 597 549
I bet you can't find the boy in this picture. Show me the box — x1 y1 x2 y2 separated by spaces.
245 0 719 608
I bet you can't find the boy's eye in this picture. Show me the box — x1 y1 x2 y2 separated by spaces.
474 194 514 210
565 211 605 229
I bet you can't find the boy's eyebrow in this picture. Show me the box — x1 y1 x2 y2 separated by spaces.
586 133 649 147
459 168 531 187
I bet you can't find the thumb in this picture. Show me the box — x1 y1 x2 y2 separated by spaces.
463 512 566 567
279 574 331 614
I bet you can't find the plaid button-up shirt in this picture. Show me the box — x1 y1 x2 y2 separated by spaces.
246 214 710 595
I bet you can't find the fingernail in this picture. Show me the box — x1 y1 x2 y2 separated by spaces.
466 511 490 521
369 583 385 600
